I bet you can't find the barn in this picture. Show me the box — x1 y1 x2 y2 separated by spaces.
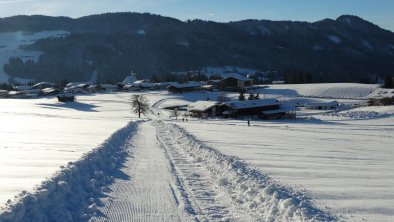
220 74 253 91
187 101 220 118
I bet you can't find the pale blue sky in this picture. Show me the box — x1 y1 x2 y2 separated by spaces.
0 0 393 31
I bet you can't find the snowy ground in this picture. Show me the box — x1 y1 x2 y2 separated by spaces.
0 87 393 221
0 93 133 205
257 83 379 100
175 114 394 221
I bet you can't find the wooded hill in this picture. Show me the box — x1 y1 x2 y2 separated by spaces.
1 13 393 83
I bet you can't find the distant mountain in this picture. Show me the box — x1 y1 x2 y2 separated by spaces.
0 13 393 83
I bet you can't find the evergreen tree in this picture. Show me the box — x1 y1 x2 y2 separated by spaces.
248 93 255 100
383 75 393 88
239 92 245 101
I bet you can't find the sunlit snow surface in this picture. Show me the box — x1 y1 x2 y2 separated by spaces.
0 93 135 204
1 87 394 221
176 112 394 221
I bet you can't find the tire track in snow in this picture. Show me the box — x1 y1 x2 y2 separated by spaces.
155 121 255 222
92 122 191 222
155 120 338 222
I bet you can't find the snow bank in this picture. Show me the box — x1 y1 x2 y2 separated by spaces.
156 121 336 221
0 121 139 222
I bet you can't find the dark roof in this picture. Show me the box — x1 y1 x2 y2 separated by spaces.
221 73 253 82
226 99 280 109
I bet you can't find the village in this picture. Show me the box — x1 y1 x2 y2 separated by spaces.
1 69 394 123
0 69 394 221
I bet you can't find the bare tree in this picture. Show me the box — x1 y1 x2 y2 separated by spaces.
130 94 149 118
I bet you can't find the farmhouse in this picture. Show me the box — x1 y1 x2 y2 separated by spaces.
31 82 57 90
64 83 90 94
99 84 118 91
187 101 220 118
260 104 298 119
167 82 202 93
368 89 394 106
220 74 253 90
221 99 296 119
305 101 339 110
0 90 8 98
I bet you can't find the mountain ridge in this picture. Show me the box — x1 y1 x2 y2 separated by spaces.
0 12 393 83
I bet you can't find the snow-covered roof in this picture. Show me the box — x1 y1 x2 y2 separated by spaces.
227 99 280 109
133 80 149 85
14 85 31 91
66 82 91 87
188 101 219 112
368 88 394 99
31 82 56 89
41 87 58 93
222 73 253 82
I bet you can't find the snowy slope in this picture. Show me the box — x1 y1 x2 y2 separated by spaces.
258 83 379 99
0 31 69 83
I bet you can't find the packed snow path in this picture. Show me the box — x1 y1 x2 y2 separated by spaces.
93 122 188 222
93 121 240 221
93 120 335 222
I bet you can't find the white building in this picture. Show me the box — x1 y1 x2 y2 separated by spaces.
123 70 138 85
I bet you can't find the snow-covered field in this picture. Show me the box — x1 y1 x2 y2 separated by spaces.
0 85 393 221
0 93 133 205
258 83 379 99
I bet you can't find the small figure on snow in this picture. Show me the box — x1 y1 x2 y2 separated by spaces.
247 120 250 126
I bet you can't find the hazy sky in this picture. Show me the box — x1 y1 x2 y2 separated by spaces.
0 0 393 31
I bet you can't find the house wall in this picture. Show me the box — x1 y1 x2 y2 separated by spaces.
237 80 245 88
221 78 238 88
305 104 338 110
233 104 280 117
168 86 200 93
190 106 217 118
